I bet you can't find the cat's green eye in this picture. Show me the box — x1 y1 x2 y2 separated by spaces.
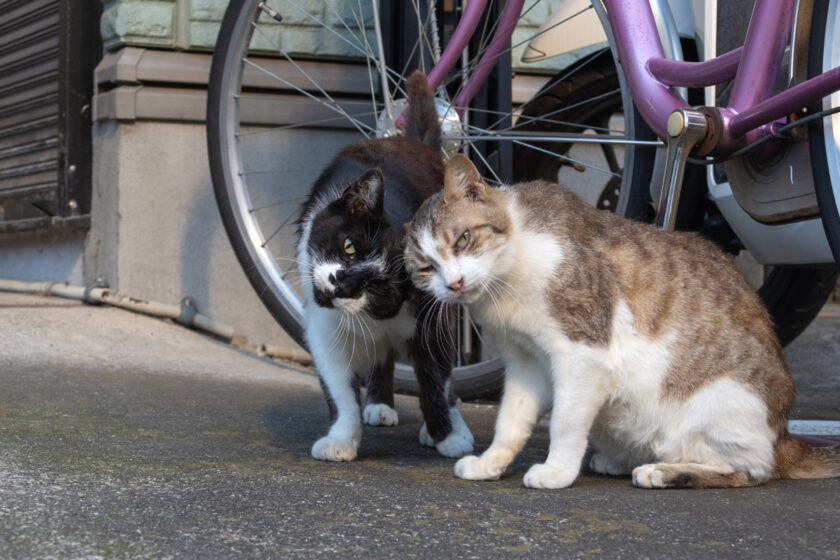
343 238 356 256
455 230 470 250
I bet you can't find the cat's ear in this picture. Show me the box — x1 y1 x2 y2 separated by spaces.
444 154 487 203
343 168 384 217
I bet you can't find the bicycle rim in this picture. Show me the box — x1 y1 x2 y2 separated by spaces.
207 0 660 397
810 0 840 264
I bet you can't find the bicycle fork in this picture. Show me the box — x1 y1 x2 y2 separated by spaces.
653 108 709 230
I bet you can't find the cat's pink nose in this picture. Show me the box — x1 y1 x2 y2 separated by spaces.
447 277 464 292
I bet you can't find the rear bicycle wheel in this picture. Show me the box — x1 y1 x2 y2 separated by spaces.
206 0 659 398
809 0 840 264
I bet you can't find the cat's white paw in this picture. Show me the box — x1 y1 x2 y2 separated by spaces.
632 464 665 488
311 436 358 462
419 409 475 457
435 429 474 458
454 455 504 480
418 423 435 447
523 463 577 489
363 403 399 426
589 453 630 476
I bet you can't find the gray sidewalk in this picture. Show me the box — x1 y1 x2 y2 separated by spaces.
1 291 838 558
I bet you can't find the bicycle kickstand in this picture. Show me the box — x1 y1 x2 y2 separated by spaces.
653 108 708 230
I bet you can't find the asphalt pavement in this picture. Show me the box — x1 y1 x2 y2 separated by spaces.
0 290 838 559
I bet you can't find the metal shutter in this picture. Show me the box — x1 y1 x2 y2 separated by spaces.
0 0 99 232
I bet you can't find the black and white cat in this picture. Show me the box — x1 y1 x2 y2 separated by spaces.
296 71 474 461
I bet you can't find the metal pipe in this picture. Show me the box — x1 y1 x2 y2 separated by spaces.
727 0 797 113
601 0 690 139
730 65 840 137
648 47 742 87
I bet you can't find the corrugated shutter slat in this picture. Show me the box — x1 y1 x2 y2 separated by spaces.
0 0 60 222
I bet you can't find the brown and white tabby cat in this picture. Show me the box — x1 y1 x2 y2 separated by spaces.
403 154 840 489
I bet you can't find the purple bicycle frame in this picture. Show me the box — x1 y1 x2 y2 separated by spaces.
426 0 526 110
422 0 840 153
605 0 840 148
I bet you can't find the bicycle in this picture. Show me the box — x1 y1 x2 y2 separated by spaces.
207 0 840 399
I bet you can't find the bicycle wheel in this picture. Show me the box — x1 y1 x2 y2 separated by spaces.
809 0 840 265
207 0 659 398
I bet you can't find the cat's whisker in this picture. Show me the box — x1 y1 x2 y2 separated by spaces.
423 299 450 371
328 312 347 353
429 300 447 367
432 301 456 370
489 274 526 305
342 311 357 366
464 312 491 352
480 278 508 343
357 311 376 365
421 300 445 368
351 312 365 363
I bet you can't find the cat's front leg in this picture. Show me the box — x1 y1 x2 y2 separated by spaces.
363 350 399 427
308 319 363 461
523 347 610 489
411 302 473 458
418 399 474 457
455 355 550 480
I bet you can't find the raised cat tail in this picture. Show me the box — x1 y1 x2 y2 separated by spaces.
775 435 840 479
404 70 442 153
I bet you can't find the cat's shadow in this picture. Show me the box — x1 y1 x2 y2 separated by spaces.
262 400 463 465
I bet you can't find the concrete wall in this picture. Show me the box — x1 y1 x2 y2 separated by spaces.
86 119 361 349
0 231 86 286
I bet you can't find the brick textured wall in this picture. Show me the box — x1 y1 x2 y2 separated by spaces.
99 0 573 71
100 0 374 56
101 0 177 50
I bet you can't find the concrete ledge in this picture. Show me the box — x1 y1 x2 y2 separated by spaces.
93 47 377 124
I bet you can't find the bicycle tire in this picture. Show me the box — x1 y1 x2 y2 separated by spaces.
809 0 840 265
206 0 657 399
208 0 305 345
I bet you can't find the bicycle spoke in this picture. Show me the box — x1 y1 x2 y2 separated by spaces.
399 1 438 79
276 0 370 59
249 195 308 213
440 2 596 111
348 0 384 121
322 1 373 55
468 144 504 185
243 57 374 137
497 89 623 133
448 132 660 146
319 0 381 121
456 122 660 146
260 206 301 248
235 111 380 137
597 116 622 173
480 49 611 133
512 139 620 178
455 106 624 135
250 23 374 131
513 47 609 115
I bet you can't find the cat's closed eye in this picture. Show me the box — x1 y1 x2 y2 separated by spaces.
418 264 435 273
